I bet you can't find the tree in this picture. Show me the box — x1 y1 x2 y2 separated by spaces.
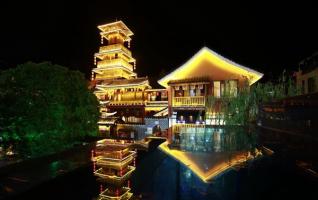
205 71 300 126
0 62 99 157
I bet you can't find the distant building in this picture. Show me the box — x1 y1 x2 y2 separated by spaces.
158 47 263 126
295 52 318 94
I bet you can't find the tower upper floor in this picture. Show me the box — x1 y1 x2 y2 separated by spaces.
92 20 136 80
98 20 133 45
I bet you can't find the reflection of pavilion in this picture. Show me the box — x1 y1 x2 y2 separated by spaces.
169 124 254 152
161 125 262 183
93 140 136 199
99 187 133 200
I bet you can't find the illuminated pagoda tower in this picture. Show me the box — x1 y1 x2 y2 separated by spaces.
91 20 151 137
93 140 136 200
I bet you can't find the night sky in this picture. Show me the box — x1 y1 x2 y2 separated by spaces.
0 1 317 86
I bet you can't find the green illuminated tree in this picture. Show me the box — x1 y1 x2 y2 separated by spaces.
206 71 300 126
0 62 99 157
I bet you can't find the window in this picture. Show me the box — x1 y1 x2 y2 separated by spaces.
161 91 168 100
223 80 238 97
189 85 196 97
220 82 225 96
228 80 238 97
213 81 221 97
214 80 237 97
195 85 201 96
190 89 195 96
308 77 316 93
175 86 184 97
189 115 193 122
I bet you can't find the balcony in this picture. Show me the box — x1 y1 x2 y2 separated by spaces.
97 58 133 71
99 43 132 56
146 100 168 107
120 91 143 101
172 96 205 107
106 92 145 105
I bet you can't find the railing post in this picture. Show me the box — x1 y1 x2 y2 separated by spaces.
172 96 207 107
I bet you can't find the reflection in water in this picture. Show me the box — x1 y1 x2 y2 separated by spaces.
88 126 265 199
49 160 76 178
170 125 257 153
91 140 137 200
8 128 315 199
161 125 262 183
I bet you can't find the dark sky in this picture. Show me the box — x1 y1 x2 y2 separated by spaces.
0 1 317 85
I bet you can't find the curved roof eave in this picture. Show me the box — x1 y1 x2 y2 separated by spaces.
158 47 264 87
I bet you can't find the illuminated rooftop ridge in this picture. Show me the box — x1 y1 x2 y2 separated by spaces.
98 20 133 38
158 46 264 88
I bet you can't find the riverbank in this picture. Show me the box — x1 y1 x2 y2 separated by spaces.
0 138 99 199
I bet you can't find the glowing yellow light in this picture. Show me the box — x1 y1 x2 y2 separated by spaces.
159 141 257 183
99 186 132 199
158 47 263 88
98 43 133 58
172 96 205 107
98 20 133 36
97 58 134 71
145 107 166 112
94 166 135 182
91 20 154 121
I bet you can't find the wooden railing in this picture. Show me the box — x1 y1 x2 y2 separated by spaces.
99 44 132 56
97 58 133 71
172 124 206 133
119 92 143 101
172 96 205 107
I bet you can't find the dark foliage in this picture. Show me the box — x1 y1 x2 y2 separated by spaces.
0 62 99 157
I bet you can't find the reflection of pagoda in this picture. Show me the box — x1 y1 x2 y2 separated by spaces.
91 20 151 137
93 140 136 200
